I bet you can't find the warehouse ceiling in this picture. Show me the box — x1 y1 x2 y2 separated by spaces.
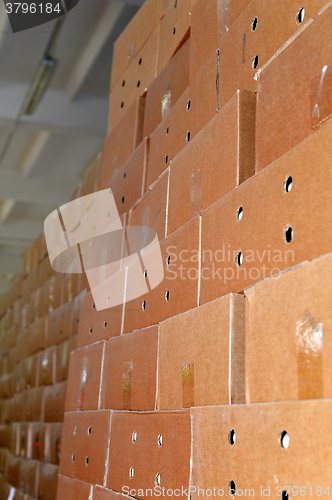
0 0 144 295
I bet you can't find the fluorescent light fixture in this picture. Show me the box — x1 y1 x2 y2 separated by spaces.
22 56 57 115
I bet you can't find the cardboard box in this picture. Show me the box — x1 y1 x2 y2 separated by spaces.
256 2 332 171
94 486 130 500
157 0 191 74
143 38 190 138
158 293 245 410
110 0 165 90
103 139 148 215
148 52 218 188
61 273 81 305
65 341 108 412
0 425 11 449
44 382 67 423
10 392 27 423
24 353 40 388
191 400 332 492
48 423 62 465
245 252 332 404
106 410 191 498
76 291 123 348
38 255 56 287
123 216 200 334
28 317 47 356
59 410 110 484
56 475 92 500
26 387 44 422
104 325 158 411
128 170 169 243
0 447 8 475
47 303 73 347
7 454 20 488
168 91 255 235
200 120 332 305
55 336 77 383
38 347 56 386
190 0 252 81
18 458 39 497
38 463 58 500
18 423 28 458
109 25 159 132
29 423 48 461
218 0 331 113
102 97 145 181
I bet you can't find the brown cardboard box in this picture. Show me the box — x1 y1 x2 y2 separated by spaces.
104 325 158 411
10 392 27 423
157 0 191 74
19 423 28 458
148 52 218 188
71 291 85 337
103 97 145 180
94 487 129 500
48 423 62 465
158 293 245 410
143 38 190 138
44 382 66 423
38 256 56 287
200 120 332 305
38 463 58 500
76 291 122 348
38 348 56 386
245 252 332 404
218 0 331 113
0 425 11 449
26 387 44 422
56 475 92 500
191 400 332 492
18 458 39 497
47 303 73 347
28 317 47 356
38 231 48 263
29 423 48 461
55 336 77 383
103 139 148 214
7 454 20 488
123 216 200 335
110 0 165 90
109 25 159 132
65 341 108 412
168 91 255 235
59 410 110 484
0 447 8 475
61 273 81 305
24 353 40 388
190 0 252 81
127 170 169 243
106 410 191 499
256 2 332 171
10 423 19 455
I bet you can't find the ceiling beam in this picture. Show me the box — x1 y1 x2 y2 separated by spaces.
66 1 125 100
18 130 51 177
0 199 16 224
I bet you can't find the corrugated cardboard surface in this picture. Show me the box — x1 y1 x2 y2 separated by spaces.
127 170 169 243
76 291 122 349
106 410 191 498
168 91 255 235
148 52 218 188
157 0 191 74
245 252 332 404
104 138 148 214
218 0 331 113
109 26 159 132
191 400 332 491
65 341 108 412
256 2 332 171
123 216 200 334
104 325 158 411
39 347 56 387
28 317 47 356
200 120 332 304
18 458 39 497
110 0 165 90
55 335 77 383
143 38 190 138
56 474 92 500
158 293 245 410
47 303 73 347
103 97 145 181
94 486 130 500
59 410 110 485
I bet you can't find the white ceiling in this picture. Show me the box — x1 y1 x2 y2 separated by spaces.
0 0 143 295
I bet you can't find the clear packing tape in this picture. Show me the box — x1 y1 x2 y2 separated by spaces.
311 63 332 129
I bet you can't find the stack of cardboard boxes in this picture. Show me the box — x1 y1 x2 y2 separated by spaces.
0 227 87 500
1 0 332 497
